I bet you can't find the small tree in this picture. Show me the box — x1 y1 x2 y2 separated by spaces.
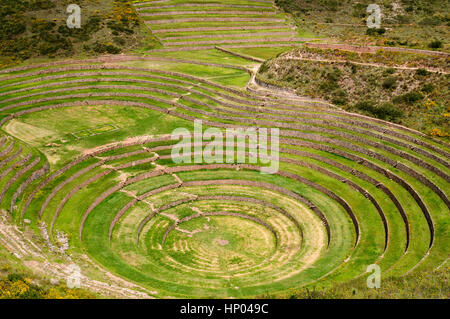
428 40 443 49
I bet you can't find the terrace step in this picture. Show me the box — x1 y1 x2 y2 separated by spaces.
162 37 309 46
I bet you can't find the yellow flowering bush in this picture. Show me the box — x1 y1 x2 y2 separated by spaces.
430 128 448 137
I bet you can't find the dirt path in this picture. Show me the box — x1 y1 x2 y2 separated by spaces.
280 55 449 74
246 64 333 106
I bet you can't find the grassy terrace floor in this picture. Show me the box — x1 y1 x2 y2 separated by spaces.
133 0 315 50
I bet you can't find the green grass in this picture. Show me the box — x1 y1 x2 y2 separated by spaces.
257 48 450 136
3 105 193 167
82 169 348 297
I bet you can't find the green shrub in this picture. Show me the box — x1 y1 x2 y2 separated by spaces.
384 68 396 75
355 100 376 112
319 80 339 93
113 37 126 46
319 68 341 92
92 42 121 54
0 0 147 61
281 267 449 299
106 45 120 54
420 17 440 26
107 21 134 35
37 35 72 55
378 102 404 121
396 15 411 24
382 76 397 89
331 89 348 105
393 91 424 104
259 62 270 74
7 273 24 282
326 68 341 82
421 83 435 94
1 20 26 39
353 3 367 18
366 28 386 35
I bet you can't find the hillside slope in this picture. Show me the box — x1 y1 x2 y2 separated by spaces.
0 0 159 66
275 0 449 52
